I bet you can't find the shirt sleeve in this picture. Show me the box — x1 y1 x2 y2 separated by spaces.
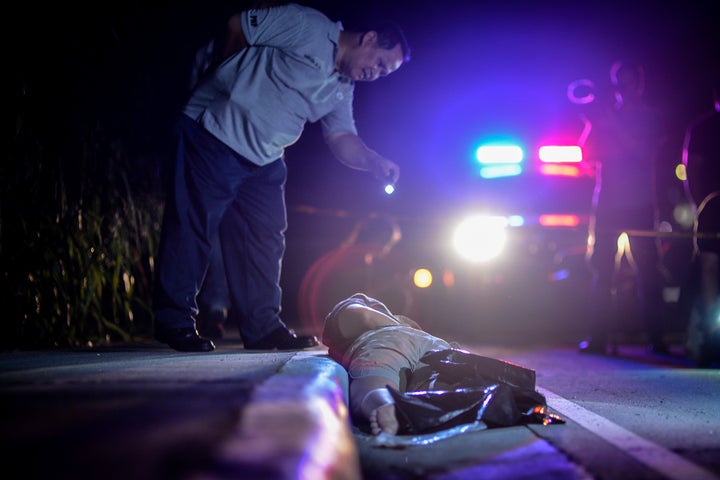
321 85 358 139
240 4 305 48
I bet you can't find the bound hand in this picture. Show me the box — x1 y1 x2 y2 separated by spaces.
370 403 399 435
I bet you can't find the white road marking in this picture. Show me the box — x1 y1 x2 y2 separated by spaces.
538 386 720 480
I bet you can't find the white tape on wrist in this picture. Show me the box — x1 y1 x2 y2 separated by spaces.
360 388 395 416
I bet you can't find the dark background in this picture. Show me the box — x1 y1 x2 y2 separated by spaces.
10 0 720 343
15 0 718 202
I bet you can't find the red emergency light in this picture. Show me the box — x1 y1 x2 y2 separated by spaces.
538 145 582 163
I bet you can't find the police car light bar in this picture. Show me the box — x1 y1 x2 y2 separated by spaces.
538 145 582 163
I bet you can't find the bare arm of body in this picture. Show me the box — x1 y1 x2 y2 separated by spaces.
350 375 400 435
337 303 405 435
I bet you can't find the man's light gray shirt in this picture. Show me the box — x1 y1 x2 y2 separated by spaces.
183 3 358 166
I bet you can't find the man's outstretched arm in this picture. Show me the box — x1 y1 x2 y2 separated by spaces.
326 132 400 185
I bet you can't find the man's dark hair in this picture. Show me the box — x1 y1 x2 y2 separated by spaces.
366 21 411 63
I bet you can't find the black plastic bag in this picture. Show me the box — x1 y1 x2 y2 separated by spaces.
389 349 564 435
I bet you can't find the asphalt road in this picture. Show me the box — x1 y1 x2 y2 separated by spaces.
1 340 718 480
0 343 310 480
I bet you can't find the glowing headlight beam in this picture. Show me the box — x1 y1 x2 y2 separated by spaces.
452 215 508 262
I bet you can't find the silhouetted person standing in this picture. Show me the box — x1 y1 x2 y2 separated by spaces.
579 61 668 355
682 80 720 365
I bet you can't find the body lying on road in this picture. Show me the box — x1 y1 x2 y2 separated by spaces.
321 293 564 438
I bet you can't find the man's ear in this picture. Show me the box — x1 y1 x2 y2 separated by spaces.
360 30 378 46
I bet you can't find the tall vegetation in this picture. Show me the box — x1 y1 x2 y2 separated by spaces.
3 3 195 349
4 113 163 348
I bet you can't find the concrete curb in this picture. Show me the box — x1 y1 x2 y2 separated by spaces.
195 351 360 480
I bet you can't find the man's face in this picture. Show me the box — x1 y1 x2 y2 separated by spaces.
340 31 404 82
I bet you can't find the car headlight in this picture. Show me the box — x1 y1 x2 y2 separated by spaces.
452 215 508 262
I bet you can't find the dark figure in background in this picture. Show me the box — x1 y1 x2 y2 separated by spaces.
153 2 410 352
682 80 720 365
579 61 668 355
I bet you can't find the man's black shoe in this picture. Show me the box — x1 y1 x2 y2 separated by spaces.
196 310 226 340
156 328 215 352
245 326 319 351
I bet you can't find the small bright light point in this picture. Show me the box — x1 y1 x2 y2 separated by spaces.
675 163 687 181
384 183 395 195
480 164 523 179
453 215 508 262
539 214 580 227
413 268 433 288
538 145 582 163
476 145 523 164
